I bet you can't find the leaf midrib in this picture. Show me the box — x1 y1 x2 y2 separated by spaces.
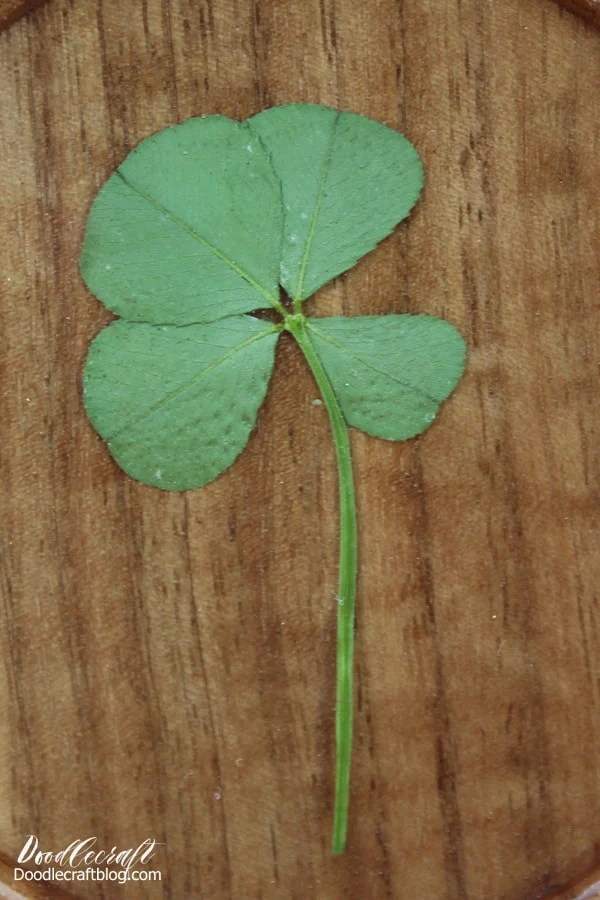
115 169 280 309
105 324 279 443
307 321 443 406
293 111 341 303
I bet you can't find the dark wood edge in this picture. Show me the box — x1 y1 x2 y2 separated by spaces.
544 863 600 900
0 0 47 33
548 0 600 28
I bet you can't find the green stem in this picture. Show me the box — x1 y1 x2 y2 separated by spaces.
286 313 358 854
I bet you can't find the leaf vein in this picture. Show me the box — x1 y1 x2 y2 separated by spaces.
115 170 280 310
307 323 442 406
294 111 341 303
105 326 278 442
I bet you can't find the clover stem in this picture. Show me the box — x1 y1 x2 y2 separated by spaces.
286 314 358 854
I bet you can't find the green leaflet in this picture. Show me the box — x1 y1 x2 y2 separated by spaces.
249 104 423 303
83 316 279 490
80 116 283 325
307 315 466 440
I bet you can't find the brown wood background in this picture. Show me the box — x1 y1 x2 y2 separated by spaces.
554 0 600 28
0 0 43 31
1 1 599 898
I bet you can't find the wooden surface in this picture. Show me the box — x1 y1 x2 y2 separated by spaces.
551 0 600 27
2 0 600 33
0 855 74 899
548 871 600 900
1 1 599 898
0 0 44 31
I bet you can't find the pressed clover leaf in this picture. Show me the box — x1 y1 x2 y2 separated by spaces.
80 115 284 324
307 314 466 440
84 317 279 490
249 103 424 304
80 103 466 854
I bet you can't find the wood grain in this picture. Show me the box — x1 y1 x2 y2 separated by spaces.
4 0 600 33
1 1 599 898
550 0 600 27
0 854 75 899
547 867 600 900
0 0 45 32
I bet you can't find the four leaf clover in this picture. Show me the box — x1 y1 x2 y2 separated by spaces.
80 103 466 852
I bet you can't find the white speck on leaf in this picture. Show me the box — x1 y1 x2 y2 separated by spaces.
155 469 162 480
